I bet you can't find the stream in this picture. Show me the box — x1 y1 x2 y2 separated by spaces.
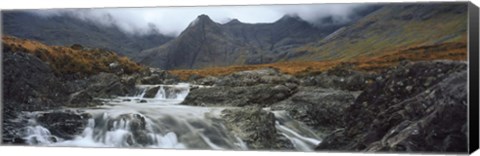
17 83 322 151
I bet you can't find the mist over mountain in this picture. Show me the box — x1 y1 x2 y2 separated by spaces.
2 3 467 70
23 4 374 36
2 11 174 57
292 3 468 61
135 3 467 70
137 14 338 69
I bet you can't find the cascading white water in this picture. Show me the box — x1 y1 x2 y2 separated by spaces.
155 86 167 99
272 111 322 151
129 83 191 103
20 83 322 151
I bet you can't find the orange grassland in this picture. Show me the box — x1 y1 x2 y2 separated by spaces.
169 42 467 80
2 35 145 75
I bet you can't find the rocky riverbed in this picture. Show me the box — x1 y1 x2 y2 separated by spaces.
2 49 469 153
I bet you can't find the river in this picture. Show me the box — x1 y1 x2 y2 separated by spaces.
18 83 322 151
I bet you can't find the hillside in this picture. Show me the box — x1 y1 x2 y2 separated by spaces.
293 3 468 61
2 11 174 57
2 35 145 76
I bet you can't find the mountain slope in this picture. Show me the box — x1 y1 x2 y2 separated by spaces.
2 35 145 76
2 11 174 57
137 15 250 69
293 3 468 61
138 3 467 70
138 14 340 69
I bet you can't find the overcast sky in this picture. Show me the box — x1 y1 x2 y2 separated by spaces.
31 4 370 36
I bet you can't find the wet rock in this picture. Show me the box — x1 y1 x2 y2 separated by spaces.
221 107 294 150
361 71 468 152
36 111 91 140
183 83 297 107
2 118 28 144
143 86 160 98
316 61 468 153
315 129 349 150
68 90 102 107
271 87 355 130
184 68 302 107
105 113 152 146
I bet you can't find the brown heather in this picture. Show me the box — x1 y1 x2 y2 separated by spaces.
169 42 467 80
2 35 145 76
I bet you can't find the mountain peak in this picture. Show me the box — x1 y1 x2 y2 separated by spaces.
188 14 216 27
225 18 242 25
197 14 214 22
277 14 302 22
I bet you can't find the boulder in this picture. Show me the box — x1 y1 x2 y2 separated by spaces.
36 111 91 140
104 113 153 146
221 107 294 150
143 86 160 98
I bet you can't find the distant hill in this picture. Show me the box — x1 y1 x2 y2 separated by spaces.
293 3 468 61
2 11 174 57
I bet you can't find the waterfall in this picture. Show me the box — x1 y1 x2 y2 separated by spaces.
272 110 322 151
154 86 167 99
18 83 323 151
132 83 191 102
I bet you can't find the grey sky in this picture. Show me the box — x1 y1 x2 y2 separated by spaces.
32 4 369 36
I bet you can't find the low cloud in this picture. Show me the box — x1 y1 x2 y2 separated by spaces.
30 4 377 36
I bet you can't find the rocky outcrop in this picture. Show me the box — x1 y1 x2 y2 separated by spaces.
271 87 356 131
213 68 299 86
183 68 298 107
2 51 69 117
85 73 137 98
65 72 138 106
183 84 296 107
221 107 294 150
316 61 468 153
2 49 144 144
299 65 376 91
138 68 180 85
